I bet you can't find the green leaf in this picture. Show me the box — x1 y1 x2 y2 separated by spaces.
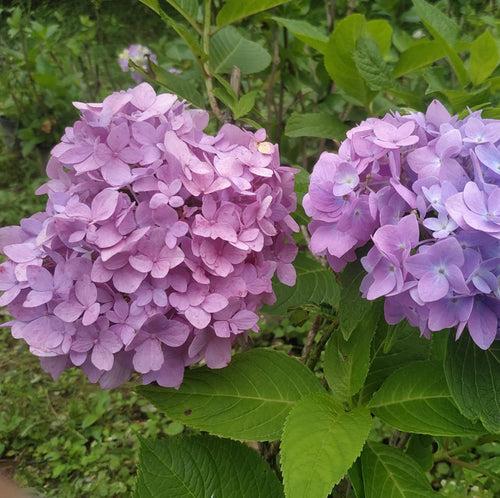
210 26 272 74
366 19 393 56
264 252 340 315
412 0 468 86
412 0 459 45
284 111 348 140
138 348 323 441
280 393 371 498
324 14 373 106
168 0 199 20
370 361 486 436
348 459 365 498
324 303 379 402
405 435 434 472
444 333 500 434
272 17 328 53
469 30 500 86
135 435 284 498
338 261 374 340
362 321 431 401
361 442 435 498
139 0 203 57
150 63 205 108
394 41 446 77
233 91 257 119
216 0 290 27
354 36 393 91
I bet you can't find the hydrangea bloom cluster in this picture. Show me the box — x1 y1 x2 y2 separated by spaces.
305 100 500 349
0 83 298 388
118 44 157 82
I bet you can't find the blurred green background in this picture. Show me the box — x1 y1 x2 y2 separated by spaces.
0 1 498 497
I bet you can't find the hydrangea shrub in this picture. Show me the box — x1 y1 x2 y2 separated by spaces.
0 82 298 388
305 100 499 349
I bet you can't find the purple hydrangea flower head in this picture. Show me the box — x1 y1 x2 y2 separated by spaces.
118 44 158 82
0 83 298 388
306 100 500 350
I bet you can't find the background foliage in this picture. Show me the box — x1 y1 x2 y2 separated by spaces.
1 0 499 497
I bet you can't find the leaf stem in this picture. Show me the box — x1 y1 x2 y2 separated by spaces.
301 316 323 363
446 456 500 482
305 320 337 370
202 0 225 122
433 434 500 461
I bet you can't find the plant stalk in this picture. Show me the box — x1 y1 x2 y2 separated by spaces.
202 0 224 122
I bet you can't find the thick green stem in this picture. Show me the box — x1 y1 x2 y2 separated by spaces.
202 0 224 122
446 457 500 482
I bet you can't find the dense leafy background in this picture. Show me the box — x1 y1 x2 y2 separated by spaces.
1 0 499 497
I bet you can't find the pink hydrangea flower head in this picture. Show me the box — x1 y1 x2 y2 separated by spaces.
0 83 298 388
306 100 500 350
118 44 158 82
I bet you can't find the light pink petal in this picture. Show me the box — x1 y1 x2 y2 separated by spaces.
131 82 156 110
119 146 143 164
54 300 84 322
157 320 191 347
205 337 232 369
185 306 211 329
202 293 229 313
107 122 130 152
133 339 164 373
3 243 36 263
23 289 53 308
0 287 21 306
75 278 97 307
277 262 296 286
113 266 146 293
231 310 259 330
101 159 132 186
91 344 115 371
91 188 119 222
82 302 100 325
100 330 123 353
129 254 154 273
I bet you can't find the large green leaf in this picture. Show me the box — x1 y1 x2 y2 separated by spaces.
469 30 500 85
370 361 486 436
361 321 431 401
324 14 373 106
135 435 283 498
324 303 379 402
394 41 446 77
412 0 468 86
272 17 328 53
366 19 393 56
361 442 435 498
444 333 500 433
354 36 393 91
338 261 374 340
210 26 271 74
281 394 371 498
284 111 348 140
264 252 340 315
138 348 323 441
216 0 290 26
